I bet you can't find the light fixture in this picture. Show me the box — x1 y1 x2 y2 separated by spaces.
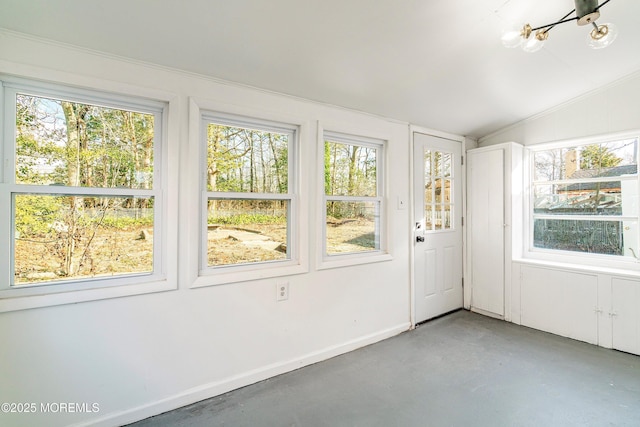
502 0 617 52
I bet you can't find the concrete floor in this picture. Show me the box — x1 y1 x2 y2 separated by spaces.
129 310 640 426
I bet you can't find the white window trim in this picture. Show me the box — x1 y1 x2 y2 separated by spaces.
0 76 178 312
187 98 309 288
523 130 640 272
317 123 392 271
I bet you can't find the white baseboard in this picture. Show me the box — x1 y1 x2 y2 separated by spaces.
470 306 504 320
77 322 411 427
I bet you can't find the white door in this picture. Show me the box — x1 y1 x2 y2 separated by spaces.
611 278 640 355
467 148 505 317
413 132 463 323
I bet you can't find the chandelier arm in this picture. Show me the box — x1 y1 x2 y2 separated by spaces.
531 15 579 33
535 0 612 34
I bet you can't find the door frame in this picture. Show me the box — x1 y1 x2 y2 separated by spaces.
409 125 471 327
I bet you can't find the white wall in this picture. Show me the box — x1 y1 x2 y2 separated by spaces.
477 68 640 355
0 32 413 427
479 70 640 147
512 261 640 354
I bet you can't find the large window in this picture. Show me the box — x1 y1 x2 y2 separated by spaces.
529 136 639 261
201 113 296 270
323 132 384 257
1 79 166 295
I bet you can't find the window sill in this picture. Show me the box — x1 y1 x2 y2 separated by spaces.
514 257 640 280
192 262 308 288
317 252 393 271
0 278 176 313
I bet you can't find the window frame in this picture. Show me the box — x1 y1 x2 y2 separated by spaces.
320 130 388 266
524 131 640 270
0 76 176 311
189 100 308 287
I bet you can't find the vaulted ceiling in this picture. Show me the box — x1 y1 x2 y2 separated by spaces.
1 0 639 139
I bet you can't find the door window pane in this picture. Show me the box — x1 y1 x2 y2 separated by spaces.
424 149 454 232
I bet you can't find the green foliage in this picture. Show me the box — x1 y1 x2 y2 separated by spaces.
100 215 154 229
14 195 62 237
580 144 623 170
325 141 377 197
208 213 286 226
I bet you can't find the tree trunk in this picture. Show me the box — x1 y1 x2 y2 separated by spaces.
348 145 360 195
60 102 89 277
249 131 256 193
269 134 282 193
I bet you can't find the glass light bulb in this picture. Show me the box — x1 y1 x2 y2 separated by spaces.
501 28 523 48
588 23 618 49
522 35 545 53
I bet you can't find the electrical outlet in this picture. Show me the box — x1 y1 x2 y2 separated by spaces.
277 282 289 301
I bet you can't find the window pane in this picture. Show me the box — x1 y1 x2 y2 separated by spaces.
206 199 288 266
424 151 432 178
435 205 444 230
578 140 637 172
325 141 377 197
424 149 454 232
533 218 627 255
534 148 569 181
16 94 155 189
531 137 639 259
443 208 452 230
425 205 434 230
441 152 452 177
326 201 379 254
443 179 452 203
434 179 443 204
429 178 452 205
534 183 625 215
13 194 154 285
425 150 452 178
207 124 289 193
534 139 638 182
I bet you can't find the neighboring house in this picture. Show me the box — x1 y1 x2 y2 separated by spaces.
561 164 638 195
540 164 638 213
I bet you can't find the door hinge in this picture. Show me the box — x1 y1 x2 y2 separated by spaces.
461 216 464 226
461 278 464 288
461 156 464 166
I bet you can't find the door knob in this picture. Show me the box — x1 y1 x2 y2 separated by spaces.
416 236 425 243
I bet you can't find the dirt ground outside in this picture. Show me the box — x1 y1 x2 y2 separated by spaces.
208 218 376 266
14 227 154 284
14 218 376 284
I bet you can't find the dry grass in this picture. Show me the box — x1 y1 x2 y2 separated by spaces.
14 227 153 284
14 218 376 283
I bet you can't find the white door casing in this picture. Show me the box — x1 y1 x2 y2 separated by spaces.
413 132 463 323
